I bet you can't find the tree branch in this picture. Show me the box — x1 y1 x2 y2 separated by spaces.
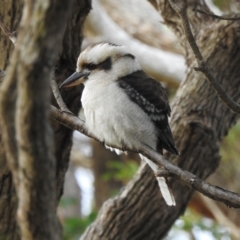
80 2 240 238
0 16 17 44
194 8 240 20
2 8 240 209
50 105 240 208
50 71 73 114
168 0 240 114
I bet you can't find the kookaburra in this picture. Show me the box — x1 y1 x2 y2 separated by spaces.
60 42 179 206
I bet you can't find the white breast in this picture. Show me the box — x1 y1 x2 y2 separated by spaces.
81 76 157 151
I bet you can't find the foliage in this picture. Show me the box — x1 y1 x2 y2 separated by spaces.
63 212 97 240
60 197 79 208
218 121 240 192
213 0 233 11
59 197 97 240
102 159 139 184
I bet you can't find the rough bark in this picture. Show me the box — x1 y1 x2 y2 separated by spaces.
53 0 91 201
81 2 240 239
0 2 23 239
0 0 91 239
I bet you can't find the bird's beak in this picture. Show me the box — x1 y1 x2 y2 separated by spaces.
59 71 89 88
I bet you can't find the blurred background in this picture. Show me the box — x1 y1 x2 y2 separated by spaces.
57 0 240 239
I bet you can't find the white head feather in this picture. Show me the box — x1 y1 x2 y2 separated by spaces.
76 43 141 81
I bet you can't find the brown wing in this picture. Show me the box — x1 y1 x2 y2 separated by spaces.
118 70 179 155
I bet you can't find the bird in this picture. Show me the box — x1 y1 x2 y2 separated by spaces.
60 42 179 206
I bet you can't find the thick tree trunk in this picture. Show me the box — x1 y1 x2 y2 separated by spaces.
0 0 91 239
81 2 240 239
0 2 23 239
52 0 91 201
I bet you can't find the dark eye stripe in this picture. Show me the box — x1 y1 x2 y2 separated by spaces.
85 63 97 70
83 57 112 71
99 57 112 70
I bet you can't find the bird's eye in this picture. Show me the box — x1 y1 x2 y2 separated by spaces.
86 63 97 70
83 57 112 71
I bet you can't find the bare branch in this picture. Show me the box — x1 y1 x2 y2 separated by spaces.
194 8 240 20
50 71 73 114
50 105 88 136
50 106 240 208
168 0 240 114
0 17 17 44
141 144 240 208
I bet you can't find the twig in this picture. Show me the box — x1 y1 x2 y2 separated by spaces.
0 17 17 44
50 105 240 208
50 71 73 114
168 0 240 114
194 8 240 21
